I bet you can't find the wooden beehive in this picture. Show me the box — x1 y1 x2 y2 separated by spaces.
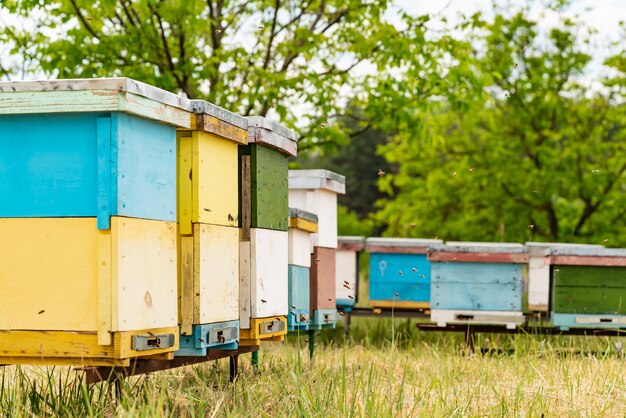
0 78 189 365
366 238 443 310
239 117 297 345
287 208 318 331
548 247 626 329
175 100 248 354
288 169 345 329
336 237 366 309
429 242 529 328
525 242 603 313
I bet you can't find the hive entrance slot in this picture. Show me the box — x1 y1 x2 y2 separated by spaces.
600 318 613 323
456 314 474 321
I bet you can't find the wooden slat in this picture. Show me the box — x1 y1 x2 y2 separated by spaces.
97 230 113 345
241 155 252 240
96 116 112 230
197 114 248 144
366 245 429 254
179 236 194 336
0 330 114 358
177 132 194 236
289 217 318 233
428 252 529 263
549 255 626 267
122 92 191 128
553 265 626 287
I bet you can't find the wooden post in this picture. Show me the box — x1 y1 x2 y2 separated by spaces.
229 355 239 382
344 312 351 337
308 330 315 363
251 350 259 373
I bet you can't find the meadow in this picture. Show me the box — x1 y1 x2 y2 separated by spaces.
1 316 625 417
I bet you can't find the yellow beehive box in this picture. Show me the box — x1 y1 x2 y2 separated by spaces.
177 100 248 233
176 101 248 341
0 217 179 366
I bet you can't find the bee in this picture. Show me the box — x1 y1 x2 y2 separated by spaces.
398 270 403 275
258 25 264 29
604 238 609 243
291 305 296 310
469 168 474 172
528 224 534 230
38 310 45 315
343 283 350 289
452 171 457 176
339 312 344 316
261 299 267 303
215 29 222 34
315 259 321 263
348 295 354 299
377 169 386 177
320 123 327 128
419 274 425 279
228 213 234 222
412 268 417 272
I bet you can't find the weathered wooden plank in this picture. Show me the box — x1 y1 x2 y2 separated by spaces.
249 228 289 318
288 265 311 327
113 217 178 332
337 236 366 252
0 330 114 358
288 228 313 268
289 189 338 248
96 116 112 230
428 252 529 263
122 92 191 128
369 300 430 310
241 155 252 240
247 116 298 157
432 281 521 311
289 217 319 233
365 238 443 254
179 235 194 336
369 252 431 304
549 256 626 266
196 114 248 144
239 240 252 330
310 247 337 311
193 224 240 324
97 230 113 345
431 310 524 329
431 262 522 284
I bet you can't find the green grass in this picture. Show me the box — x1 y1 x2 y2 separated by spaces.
2 318 626 417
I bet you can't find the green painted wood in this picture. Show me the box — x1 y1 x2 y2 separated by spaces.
553 287 626 314
240 144 288 231
553 265 626 288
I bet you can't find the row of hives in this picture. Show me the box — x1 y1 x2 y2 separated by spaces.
0 77 350 367
336 238 626 330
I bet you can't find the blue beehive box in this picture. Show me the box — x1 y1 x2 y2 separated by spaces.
429 242 529 328
0 78 191 228
366 238 443 310
176 320 239 356
287 208 318 331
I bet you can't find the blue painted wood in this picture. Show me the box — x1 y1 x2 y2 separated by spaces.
369 253 432 303
336 298 355 308
0 112 176 223
288 265 310 325
175 320 239 357
310 308 338 330
96 117 112 229
552 313 626 330
431 262 522 311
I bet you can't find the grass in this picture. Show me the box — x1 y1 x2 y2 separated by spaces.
1 318 626 417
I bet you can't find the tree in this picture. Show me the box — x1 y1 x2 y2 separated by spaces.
0 0 449 152
377 6 626 246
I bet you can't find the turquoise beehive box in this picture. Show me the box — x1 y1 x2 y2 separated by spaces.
0 78 190 228
429 242 529 329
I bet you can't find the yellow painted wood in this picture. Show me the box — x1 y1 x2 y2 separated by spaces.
239 317 287 343
289 217 318 233
0 326 178 365
177 132 194 235
179 236 195 336
111 217 178 332
0 218 99 332
369 300 430 310
192 132 239 227
0 357 130 367
0 217 177 335
97 230 113 345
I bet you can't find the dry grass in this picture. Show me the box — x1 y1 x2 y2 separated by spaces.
1 318 626 417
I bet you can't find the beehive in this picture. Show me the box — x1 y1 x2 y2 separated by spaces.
287 208 319 331
0 78 188 365
548 247 626 330
336 237 366 310
175 100 248 355
525 242 603 314
366 238 443 310
239 117 297 345
288 170 345 329
429 242 529 328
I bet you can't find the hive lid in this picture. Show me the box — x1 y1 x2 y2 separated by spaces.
288 207 318 224
190 100 248 130
365 237 443 254
433 242 528 254
288 169 346 194
0 77 192 128
525 242 604 257
338 236 366 251
547 247 626 257
246 116 298 157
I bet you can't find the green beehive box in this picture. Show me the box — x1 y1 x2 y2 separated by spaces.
239 117 297 232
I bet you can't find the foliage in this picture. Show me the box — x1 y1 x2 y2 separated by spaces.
377 7 626 245
0 0 452 153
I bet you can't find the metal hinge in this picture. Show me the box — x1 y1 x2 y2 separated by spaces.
260 319 286 334
131 333 175 351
